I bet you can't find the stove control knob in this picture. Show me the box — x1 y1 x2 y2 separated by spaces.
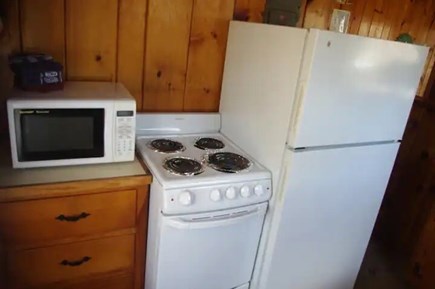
240 185 251 198
179 191 193 206
225 187 237 200
210 189 221 202
254 185 265 196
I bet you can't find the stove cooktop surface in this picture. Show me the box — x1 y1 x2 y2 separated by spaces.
194 137 225 150
148 139 185 154
163 156 204 176
205 152 252 173
136 133 271 188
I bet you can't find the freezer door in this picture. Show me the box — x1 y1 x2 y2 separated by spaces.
220 21 307 190
264 143 399 289
288 30 429 148
155 203 267 289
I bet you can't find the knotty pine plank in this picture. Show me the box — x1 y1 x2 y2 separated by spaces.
66 0 118 81
404 0 426 43
4 0 21 53
20 0 65 66
184 0 235 112
248 0 266 23
424 6 435 47
409 0 432 44
423 0 435 45
0 0 20 103
419 6 435 97
296 0 309 27
143 0 193 111
303 0 335 29
380 0 401 39
326 0 341 29
406 0 434 96
234 0 266 23
234 0 249 21
358 0 378 36
424 51 435 100
388 0 413 41
368 0 386 39
418 48 435 97
348 0 370 35
303 0 324 29
117 0 147 108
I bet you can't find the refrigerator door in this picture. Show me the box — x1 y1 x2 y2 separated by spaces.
220 21 307 190
287 30 429 148
261 142 399 289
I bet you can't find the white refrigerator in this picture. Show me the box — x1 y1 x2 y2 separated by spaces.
219 21 429 289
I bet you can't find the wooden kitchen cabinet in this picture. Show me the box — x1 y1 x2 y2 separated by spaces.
0 190 137 246
0 155 152 289
8 234 135 287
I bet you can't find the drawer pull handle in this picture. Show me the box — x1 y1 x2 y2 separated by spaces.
55 212 90 222
60 256 91 267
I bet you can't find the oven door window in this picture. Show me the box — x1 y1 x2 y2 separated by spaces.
16 109 105 161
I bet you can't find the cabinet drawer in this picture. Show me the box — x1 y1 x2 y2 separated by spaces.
31 272 133 289
8 234 135 288
0 190 136 245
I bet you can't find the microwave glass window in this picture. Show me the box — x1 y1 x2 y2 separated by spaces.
16 109 105 161
23 116 94 152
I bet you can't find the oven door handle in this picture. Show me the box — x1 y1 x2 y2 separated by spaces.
165 207 264 230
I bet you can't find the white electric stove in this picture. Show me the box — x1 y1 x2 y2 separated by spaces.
136 113 272 289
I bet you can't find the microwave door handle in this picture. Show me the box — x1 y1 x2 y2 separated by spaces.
166 208 263 230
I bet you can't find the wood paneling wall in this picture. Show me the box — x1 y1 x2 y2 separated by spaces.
0 0 20 134
5 0 265 112
303 0 435 97
2 0 434 111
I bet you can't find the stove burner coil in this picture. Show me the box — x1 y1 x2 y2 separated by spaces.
205 152 252 173
194 137 225 150
148 139 185 154
163 157 204 176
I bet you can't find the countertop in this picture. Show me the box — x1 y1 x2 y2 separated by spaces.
0 139 152 202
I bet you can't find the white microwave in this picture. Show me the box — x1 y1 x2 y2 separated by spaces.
7 81 136 168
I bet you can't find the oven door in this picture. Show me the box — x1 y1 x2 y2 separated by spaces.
14 108 105 162
156 203 267 289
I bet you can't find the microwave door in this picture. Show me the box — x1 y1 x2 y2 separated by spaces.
15 109 105 162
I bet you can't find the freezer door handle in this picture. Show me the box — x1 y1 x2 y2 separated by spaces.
165 207 265 230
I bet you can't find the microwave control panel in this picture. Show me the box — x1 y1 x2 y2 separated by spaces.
115 110 135 160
